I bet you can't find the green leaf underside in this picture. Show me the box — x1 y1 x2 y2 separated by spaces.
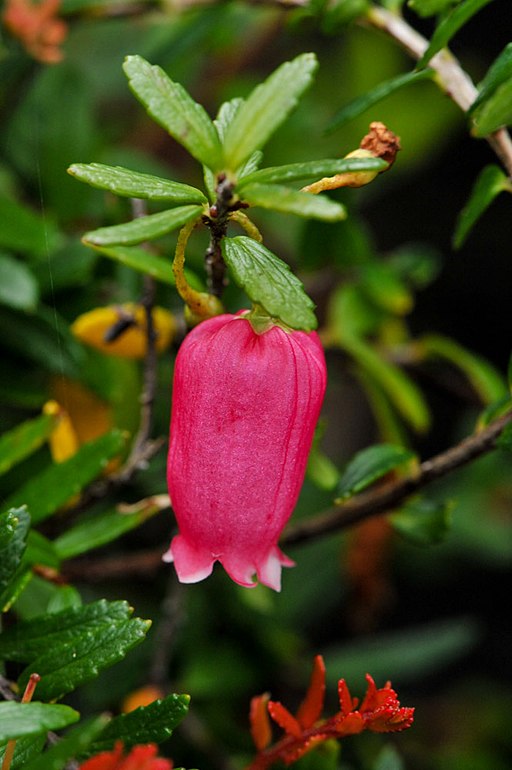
123 56 224 170
22 716 110 770
90 694 190 754
54 504 160 560
222 236 317 331
421 333 507 402
242 183 346 221
0 413 58 476
68 163 207 204
17 617 150 701
0 702 79 742
471 78 512 136
469 43 512 116
391 497 453 545
0 599 133 660
454 165 509 247
343 335 430 432
83 205 202 247
0 508 30 604
223 53 318 171
328 69 434 130
238 157 387 188
418 0 494 68
4 429 127 525
336 443 416 501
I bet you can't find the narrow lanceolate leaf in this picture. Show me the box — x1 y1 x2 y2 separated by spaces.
0 599 134 661
343 335 430 432
0 702 79 742
18 616 151 701
222 236 317 331
0 508 30 605
54 502 162 560
89 694 190 754
223 53 318 171
83 205 202 247
68 163 207 204
408 0 459 17
468 43 512 117
336 444 417 502
327 69 434 131
242 183 346 221
123 55 224 170
22 716 110 770
88 243 174 283
418 0 494 68
420 333 507 402
391 496 453 545
238 157 387 189
453 165 509 248
0 413 59 476
470 78 512 136
4 430 127 525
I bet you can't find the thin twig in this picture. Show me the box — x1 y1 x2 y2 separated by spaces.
363 5 512 178
282 409 512 547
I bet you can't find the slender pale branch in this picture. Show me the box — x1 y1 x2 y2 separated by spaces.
364 5 512 178
282 409 512 547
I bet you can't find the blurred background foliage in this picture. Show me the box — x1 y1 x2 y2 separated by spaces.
0 0 511 768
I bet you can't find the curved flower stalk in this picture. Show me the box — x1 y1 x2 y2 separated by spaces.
165 311 327 591
247 655 415 770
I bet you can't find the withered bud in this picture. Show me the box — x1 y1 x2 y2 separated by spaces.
359 121 401 169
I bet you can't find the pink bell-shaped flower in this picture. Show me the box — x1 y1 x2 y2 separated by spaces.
165 311 327 591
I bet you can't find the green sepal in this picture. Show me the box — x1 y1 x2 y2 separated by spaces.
336 443 417 502
68 163 207 204
0 413 59 477
241 183 346 221
89 694 190 754
82 205 202 247
4 429 128 525
0 702 79 743
123 56 224 170
391 496 453 545
222 236 317 331
223 53 318 171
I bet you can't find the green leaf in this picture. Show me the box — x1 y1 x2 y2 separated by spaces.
223 53 318 171
4 429 127 525
360 263 413 315
0 196 61 258
418 0 494 68
24 531 60 570
470 77 512 136
327 69 434 131
408 0 459 17
336 443 416 501
468 43 512 116
496 422 512 452
222 236 317 331
242 183 346 221
0 702 79 742
123 55 224 170
0 599 132 660
0 253 39 311
391 496 453 545
0 413 59 477
90 694 190 754
342 334 430 432
68 163 207 204
86 243 201 288
83 204 202 247
18 616 151 701
420 333 507 403
0 508 30 609
372 744 405 770
0 736 46 770
237 157 387 188
54 501 163 560
22 716 110 770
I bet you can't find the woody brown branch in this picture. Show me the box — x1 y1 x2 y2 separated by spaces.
281 409 512 547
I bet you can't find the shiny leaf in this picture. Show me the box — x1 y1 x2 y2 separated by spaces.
0 507 30 610
242 183 346 221
238 157 387 188
82 205 202 247
0 702 79 742
336 444 417 501
391 496 453 545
